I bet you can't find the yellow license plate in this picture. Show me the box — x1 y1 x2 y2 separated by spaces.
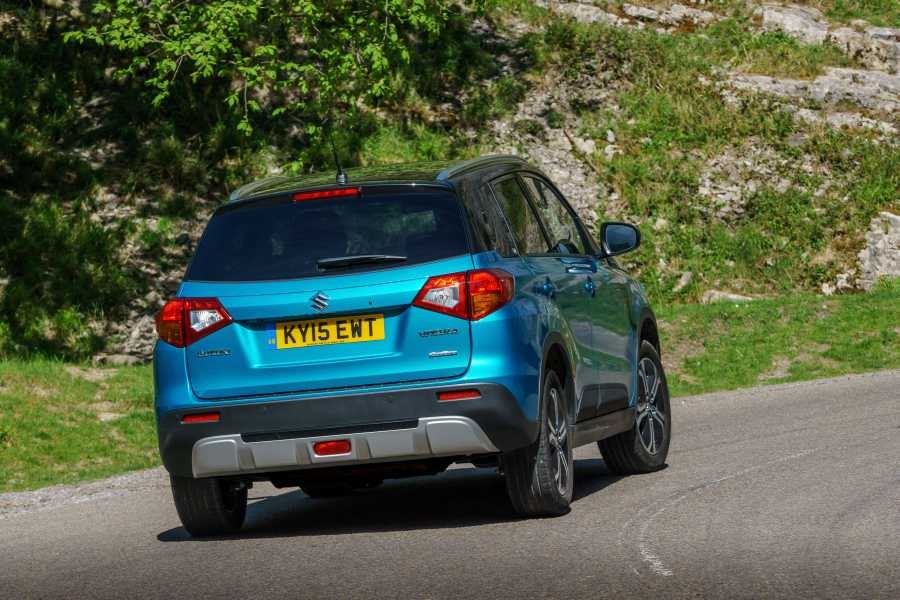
271 314 385 349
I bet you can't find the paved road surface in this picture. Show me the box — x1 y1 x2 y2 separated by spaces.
2 371 898 599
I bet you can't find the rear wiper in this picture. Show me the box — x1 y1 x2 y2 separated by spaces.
317 254 408 270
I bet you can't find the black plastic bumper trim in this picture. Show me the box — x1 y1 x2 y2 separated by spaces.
241 418 420 443
158 382 537 478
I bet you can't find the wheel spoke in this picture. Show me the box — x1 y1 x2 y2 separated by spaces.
559 450 570 491
648 414 656 453
557 423 567 446
638 365 650 400
652 418 665 451
638 412 651 451
651 410 666 427
636 409 649 430
555 452 563 483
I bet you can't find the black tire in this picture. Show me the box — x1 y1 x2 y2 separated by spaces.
502 369 573 517
170 475 247 537
599 340 671 475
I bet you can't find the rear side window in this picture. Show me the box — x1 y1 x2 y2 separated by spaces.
469 186 516 257
187 189 468 281
521 176 587 255
491 177 548 255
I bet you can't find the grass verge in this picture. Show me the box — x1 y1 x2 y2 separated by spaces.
0 361 156 493
659 278 900 396
2 282 897 493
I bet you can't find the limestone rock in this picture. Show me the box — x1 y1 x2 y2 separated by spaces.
857 212 900 290
760 5 828 44
93 354 142 366
537 1 626 26
701 290 754 304
623 4 660 22
673 272 693 293
660 4 717 27
828 26 900 72
728 68 900 114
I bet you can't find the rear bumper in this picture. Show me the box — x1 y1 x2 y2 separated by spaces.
158 382 538 478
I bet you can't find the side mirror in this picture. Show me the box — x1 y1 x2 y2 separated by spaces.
600 222 640 257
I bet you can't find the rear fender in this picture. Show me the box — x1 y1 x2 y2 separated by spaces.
539 331 579 426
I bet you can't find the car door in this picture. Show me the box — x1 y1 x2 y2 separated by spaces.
521 175 632 418
490 174 600 423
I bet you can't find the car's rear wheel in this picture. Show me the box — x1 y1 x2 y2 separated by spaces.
599 340 671 474
170 475 247 537
503 369 573 517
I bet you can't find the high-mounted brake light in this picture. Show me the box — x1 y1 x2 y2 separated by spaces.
292 187 360 202
155 298 232 347
413 269 514 321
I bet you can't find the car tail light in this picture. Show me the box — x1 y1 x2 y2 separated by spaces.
292 187 360 202
414 272 468 319
413 269 514 321
468 269 515 320
437 389 482 401
181 412 221 424
313 440 352 456
155 298 232 347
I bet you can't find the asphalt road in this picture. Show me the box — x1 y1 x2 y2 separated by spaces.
2 371 898 599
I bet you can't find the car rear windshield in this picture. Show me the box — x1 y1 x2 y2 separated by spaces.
186 188 469 281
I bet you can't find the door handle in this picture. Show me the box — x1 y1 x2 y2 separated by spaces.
566 264 595 274
584 277 596 296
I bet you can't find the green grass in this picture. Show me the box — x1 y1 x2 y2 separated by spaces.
2 282 897 493
0 360 156 492
815 0 900 28
658 279 900 396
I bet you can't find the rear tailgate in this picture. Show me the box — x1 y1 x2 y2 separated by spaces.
179 185 475 399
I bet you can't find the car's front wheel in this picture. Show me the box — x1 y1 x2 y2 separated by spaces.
599 340 671 474
170 475 248 537
503 369 573 517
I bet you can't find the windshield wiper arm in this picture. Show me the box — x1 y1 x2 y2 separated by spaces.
317 254 408 270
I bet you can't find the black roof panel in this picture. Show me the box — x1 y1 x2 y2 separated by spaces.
228 155 528 202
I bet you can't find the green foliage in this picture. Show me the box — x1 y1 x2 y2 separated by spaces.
65 0 458 133
0 199 135 357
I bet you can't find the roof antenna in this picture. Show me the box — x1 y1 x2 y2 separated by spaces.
329 133 348 185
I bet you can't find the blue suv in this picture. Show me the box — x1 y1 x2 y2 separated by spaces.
154 155 670 536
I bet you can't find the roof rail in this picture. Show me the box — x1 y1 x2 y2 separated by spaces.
437 154 527 180
228 175 291 202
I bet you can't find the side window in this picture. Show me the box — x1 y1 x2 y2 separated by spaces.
522 177 587 255
491 177 548 255
472 185 516 257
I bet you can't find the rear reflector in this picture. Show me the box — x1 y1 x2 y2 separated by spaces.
313 439 352 456
437 389 482 401
181 412 220 424
293 187 360 202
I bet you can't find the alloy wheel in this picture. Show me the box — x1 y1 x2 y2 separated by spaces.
636 357 667 455
546 387 571 496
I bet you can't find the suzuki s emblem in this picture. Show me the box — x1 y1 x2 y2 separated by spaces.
310 291 330 312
